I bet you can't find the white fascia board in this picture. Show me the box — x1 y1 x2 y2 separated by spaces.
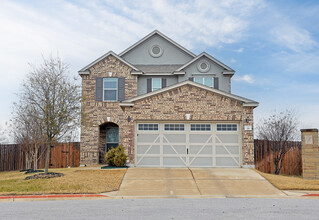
243 102 259 107
173 71 186 75
119 102 134 107
78 71 90 75
131 71 143 75
223 70 235 75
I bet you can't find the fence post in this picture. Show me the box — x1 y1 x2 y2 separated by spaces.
301 129 319 179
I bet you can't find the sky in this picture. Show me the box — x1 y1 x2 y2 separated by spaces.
0 0 319 141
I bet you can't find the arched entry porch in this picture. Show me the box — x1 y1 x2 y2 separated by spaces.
99 122 119 163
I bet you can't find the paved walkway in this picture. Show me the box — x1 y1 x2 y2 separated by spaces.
117 168 285 198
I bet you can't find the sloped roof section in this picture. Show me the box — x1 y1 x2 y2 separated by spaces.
119 30 196 58
78 51 139 75
120 80 258 107
176 52 235 74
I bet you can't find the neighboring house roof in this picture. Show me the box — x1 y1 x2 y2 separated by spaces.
120 80 258 107
135 65 182 74
119 30 196 58
78 51 139 75
176 52 235 75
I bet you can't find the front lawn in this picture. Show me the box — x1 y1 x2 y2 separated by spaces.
0 167 126 195
255 169 319 190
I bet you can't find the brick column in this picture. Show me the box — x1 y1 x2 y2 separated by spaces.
301 129 319 179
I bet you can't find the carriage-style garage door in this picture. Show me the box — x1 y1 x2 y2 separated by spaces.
136 122 241 167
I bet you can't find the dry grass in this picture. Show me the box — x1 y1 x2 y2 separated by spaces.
0 167 126 195
255 169 319 190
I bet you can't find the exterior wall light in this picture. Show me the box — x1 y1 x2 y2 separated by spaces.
127 116 131 122
185 114 191 120
107 117 111 122
108 72 113 77
246 116 249 123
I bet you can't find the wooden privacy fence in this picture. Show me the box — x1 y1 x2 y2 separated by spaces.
0 142 80 172
254 139 302 175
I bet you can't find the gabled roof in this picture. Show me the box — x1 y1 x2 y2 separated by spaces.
78 51 139 74
119 30 196 58
120 80 258 107
176 52 235 74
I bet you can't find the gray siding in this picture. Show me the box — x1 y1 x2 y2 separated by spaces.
178 57 230 93
121 34 194 65
137 75 178 95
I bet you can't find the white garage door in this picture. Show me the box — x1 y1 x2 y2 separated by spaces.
136 122 241 167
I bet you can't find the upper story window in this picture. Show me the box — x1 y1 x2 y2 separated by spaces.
152 78 162 91
194 77 213 88
103 78 118 101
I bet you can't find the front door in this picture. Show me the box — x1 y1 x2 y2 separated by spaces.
106 126 119 152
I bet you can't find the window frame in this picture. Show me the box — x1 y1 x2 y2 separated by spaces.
194 76 214 88
152 78 162 92
190 124 211 131
103 78 118 101
216 124 238 132
138 124 159 131
164 124 185 131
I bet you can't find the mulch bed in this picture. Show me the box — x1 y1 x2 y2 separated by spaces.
25 172 64 180
101 166 128 169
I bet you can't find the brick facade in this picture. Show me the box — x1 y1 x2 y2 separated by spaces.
80 55 255 166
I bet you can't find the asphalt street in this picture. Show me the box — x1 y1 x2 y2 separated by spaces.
0 198 318 220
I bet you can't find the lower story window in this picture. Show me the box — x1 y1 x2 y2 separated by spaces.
217 124 238 131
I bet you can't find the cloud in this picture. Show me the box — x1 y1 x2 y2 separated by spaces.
270 24 317 53
233 74 254 84
235 48 244 53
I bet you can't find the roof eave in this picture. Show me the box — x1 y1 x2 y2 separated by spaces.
243 102 259 107
78 51 139 75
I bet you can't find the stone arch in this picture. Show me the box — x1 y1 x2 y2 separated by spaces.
99 122 119 163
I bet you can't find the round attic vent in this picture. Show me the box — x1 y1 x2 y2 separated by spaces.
197 60 210 72
149 45 163 58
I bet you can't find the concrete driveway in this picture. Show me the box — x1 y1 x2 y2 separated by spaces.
117 168 285 198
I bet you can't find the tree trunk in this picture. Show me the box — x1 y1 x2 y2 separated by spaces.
33 147 38 170
44 144 50 174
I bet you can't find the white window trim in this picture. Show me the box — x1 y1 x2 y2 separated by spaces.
216 124 238 132
138 123 159 131
194 76 214 88
152 78 162 92
164 123 185 131
103 78 118 101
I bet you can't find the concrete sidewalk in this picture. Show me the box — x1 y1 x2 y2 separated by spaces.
117 168 285 198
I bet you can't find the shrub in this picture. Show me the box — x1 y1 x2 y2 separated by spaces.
105 145 127 167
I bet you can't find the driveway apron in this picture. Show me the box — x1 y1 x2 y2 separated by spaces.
117 168 285 197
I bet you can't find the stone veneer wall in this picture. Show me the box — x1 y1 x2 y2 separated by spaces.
301 129 319 179
80 56 255 166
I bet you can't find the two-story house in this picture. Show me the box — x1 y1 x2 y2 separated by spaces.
79 30 258 168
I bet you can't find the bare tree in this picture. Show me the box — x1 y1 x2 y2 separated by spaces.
0 125 9 144
13 55 81 173
12 104 46 170
257 109 298 175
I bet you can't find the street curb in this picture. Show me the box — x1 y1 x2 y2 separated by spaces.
303 194 319 197
0 194 108 200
